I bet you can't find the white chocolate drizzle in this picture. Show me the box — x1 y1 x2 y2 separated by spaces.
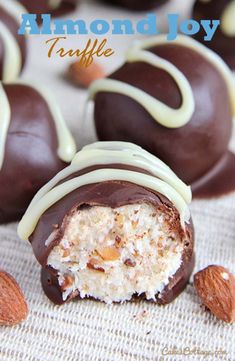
88 34 235 127
0 81 76 170
0 0 27 24
0 22 21 82
0 0 27 81
18 141 192 241
0 83 11 169
49 0 63 10
221 1 235 37
21 81 77 163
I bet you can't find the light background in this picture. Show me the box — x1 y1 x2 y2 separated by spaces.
1 0 235 360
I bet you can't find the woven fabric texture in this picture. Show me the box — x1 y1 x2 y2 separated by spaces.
1 0 235 360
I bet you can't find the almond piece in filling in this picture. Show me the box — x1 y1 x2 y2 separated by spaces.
47 203 187 304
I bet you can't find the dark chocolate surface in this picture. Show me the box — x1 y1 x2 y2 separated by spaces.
101 0 169 11
0 6 27 79
94 44 234 197
41 267 65 305
29 165 194 305
192 151 235 198
19 0 78 16
0 84 66 223
193 0 235 69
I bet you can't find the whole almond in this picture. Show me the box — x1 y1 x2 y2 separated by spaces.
0 270 28 326
194 265 235 323
68 61 105 88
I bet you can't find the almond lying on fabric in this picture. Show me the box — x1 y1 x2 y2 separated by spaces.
194 265 235 323
0 270 28 326
68 61 105 88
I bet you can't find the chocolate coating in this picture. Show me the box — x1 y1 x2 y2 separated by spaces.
29 164 194 305
0 84 66 223
192 151 235 198
193 0 235 69
19 0 78 16
101 0 169 11
94 44 234 197
0 5 26 80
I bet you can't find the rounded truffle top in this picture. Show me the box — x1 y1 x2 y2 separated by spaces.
0 82 76 172
91 35 235 185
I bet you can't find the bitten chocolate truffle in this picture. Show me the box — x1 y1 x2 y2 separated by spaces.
90 35 235 198
102 0 169 11
193 0 235 69
18 142 194 305
0 1 27 81
0 83 76 223
19 0 78 16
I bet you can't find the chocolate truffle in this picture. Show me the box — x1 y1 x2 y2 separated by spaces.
101 0 169 11
19 0 78 16
90 35 235 198
0 1 27 81
193 0 235 69
18 142 194 305
0 82 76 223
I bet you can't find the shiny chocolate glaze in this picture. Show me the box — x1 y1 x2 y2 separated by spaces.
101 0 169 11
0 84 66 223
29 164 194 305
0 5 27 79
94 44 235 198
193 0 235 70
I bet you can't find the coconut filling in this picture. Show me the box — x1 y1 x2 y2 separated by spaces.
47 203 186 304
